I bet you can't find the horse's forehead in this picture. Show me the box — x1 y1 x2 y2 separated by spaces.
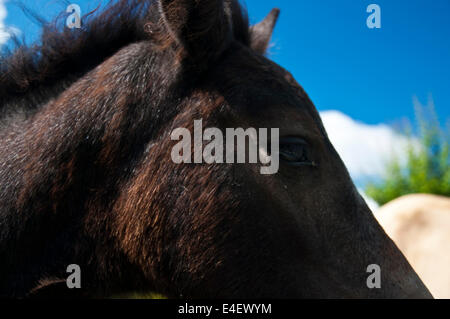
211 48 297 96
202 48 315 119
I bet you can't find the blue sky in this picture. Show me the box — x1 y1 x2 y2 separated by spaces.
2 0 450 125
245 0 450 125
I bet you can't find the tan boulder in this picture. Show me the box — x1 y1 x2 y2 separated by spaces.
375 194 450 299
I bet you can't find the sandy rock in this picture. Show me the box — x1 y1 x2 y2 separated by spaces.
375 194 450 299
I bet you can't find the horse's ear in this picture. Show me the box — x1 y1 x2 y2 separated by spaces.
250 8 280 55
157 0 232 66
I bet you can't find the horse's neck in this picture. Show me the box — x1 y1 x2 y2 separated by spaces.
0 46 160 296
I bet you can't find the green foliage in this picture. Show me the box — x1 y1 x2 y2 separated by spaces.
112 292 167 299
365 99 450 206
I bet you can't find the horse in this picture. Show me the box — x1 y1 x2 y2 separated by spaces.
0 0 432 298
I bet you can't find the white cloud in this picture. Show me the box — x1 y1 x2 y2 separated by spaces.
319 110 412 181
319 110 415 210
0 0 19 47
0 0 9 45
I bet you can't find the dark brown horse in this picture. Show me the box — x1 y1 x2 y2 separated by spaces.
0 0 432 298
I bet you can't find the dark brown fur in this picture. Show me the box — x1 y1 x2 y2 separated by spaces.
0 0 432 298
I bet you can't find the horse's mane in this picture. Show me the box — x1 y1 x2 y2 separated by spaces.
0 0 250 115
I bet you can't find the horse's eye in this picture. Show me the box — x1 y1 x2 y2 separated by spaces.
279 137 315 166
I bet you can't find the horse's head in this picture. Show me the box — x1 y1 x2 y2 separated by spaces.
111 0 431 298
